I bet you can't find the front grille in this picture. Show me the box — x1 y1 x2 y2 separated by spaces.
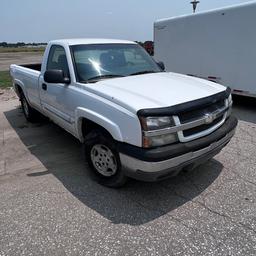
179 100 225 124
177 99 227 140
183 115 224 137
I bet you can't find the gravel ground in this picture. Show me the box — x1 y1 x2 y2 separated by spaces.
0 52 43 71
0 94 256 256
0 88 18 102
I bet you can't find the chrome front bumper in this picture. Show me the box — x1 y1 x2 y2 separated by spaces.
120 129 235 181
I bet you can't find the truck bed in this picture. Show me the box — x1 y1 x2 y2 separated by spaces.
20 63 41 71
10 63 41 107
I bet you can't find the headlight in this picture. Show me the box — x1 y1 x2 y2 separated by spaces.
227 94 233 117
143 133 178 148
140 116 174 130
139 116 178 148
228 94 233 106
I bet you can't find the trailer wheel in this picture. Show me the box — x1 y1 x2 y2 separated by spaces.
84 130 128 188
20 92 38 122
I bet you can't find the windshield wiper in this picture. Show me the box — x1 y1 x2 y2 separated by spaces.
86 74 125 83
129 70 158 76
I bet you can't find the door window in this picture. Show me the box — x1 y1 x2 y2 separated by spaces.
47 45 70 77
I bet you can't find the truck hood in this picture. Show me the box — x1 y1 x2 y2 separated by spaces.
86 72 226 114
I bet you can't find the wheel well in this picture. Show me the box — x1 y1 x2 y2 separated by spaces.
81 118 113 140
15 84 23 98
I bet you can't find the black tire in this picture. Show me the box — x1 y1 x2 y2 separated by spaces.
84 130 128 188
20 92 38 122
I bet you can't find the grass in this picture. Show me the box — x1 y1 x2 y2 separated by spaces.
0 71 12 89
0 47 45 53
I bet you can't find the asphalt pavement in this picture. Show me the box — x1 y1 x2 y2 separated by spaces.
0 96 256 256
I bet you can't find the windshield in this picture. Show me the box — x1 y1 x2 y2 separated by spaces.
70 44 162 83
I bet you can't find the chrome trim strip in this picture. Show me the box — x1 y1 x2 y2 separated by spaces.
177 114 227 143
120 129 235 174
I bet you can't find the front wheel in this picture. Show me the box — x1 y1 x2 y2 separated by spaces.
84 130 128 188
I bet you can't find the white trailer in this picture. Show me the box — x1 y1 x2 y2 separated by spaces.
154 1 256 98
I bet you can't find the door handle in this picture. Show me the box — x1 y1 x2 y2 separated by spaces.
42 83 47 90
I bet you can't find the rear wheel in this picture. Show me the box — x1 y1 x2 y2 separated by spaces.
20 92 38 122
84 130 127 188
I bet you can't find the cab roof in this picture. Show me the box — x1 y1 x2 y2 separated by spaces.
49 38 137 46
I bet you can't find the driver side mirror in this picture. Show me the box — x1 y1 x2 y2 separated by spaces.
157 61 165 71
44 70 70 84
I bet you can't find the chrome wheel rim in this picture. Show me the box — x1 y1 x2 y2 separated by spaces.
90 144 117 177
22 97 29 117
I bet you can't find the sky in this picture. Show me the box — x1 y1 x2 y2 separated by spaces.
0 0 252 43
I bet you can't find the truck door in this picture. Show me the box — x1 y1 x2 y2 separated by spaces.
39 45 75 134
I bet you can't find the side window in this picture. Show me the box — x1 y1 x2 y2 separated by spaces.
47 45 70 77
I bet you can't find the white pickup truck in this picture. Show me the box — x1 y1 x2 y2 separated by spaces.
10 39 237 187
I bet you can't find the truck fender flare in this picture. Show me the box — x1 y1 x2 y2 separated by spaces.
75 107 123 142
13 79 26 98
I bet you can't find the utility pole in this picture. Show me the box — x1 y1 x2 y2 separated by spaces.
190 0 200 13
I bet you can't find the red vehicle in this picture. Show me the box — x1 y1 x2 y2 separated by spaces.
144 41 154 56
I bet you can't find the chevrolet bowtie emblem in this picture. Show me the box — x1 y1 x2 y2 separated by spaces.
204 113 214 124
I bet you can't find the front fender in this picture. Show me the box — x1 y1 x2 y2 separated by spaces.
75 107 123 142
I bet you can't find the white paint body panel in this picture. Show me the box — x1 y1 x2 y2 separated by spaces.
10 65 41 107
87 72 224 112
10 38 226 147
154 2 256 97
